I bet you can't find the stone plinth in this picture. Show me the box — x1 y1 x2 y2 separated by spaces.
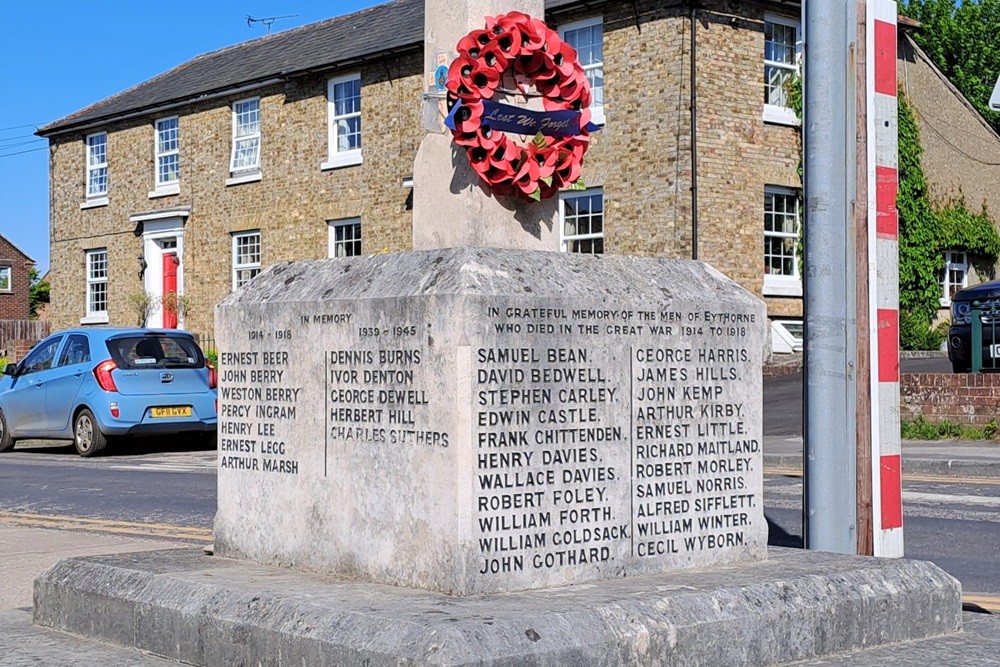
214 248 767 595
33 547 963 666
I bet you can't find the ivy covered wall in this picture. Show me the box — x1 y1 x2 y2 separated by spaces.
897 90 1000 349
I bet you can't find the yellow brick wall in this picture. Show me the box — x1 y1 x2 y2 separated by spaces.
49 52 423 335
48 4 804 334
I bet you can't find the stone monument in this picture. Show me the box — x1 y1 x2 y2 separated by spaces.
32 1 963 664
213 249 767 595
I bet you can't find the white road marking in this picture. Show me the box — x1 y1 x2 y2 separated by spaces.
902 491 1000 508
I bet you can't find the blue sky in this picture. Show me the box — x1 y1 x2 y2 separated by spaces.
0 1 382 274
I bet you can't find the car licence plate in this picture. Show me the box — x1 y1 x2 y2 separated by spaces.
151 406 192 418
991 345 1000 359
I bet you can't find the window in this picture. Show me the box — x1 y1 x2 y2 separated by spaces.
560 17 604 125
325 74 362 169
560 189 604 254
20 337 63 375
85 249 108 323
328 219 362 258
86 132 108 198
763 186 802 296
763 15 801 125
58 334 92 367
155 117 180 188
940 250 968 306
230 98 260 174
232 231 261 290
0 266 10 292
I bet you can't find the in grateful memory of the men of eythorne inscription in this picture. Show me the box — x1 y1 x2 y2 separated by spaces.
214 248 767 595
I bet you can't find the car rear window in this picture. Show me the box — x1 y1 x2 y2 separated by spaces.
107 335 205 370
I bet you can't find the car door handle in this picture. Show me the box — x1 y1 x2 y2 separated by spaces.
73 372 84 378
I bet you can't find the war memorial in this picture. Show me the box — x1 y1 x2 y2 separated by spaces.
31 1 963 664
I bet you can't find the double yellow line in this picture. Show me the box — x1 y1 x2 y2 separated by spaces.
0 511 212 542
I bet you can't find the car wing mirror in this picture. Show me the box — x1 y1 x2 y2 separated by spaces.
3 364 18 376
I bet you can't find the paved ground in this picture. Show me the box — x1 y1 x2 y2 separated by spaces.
0 527 193 612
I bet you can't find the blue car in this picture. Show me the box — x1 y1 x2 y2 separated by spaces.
0 328 217 457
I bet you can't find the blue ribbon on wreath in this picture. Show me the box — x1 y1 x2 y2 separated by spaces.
445 99 601 137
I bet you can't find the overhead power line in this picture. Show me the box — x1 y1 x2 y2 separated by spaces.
0 146 48 158
0 123 41 132
0 138 45 149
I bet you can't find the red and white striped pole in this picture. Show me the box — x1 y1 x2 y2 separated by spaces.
869 0 903 557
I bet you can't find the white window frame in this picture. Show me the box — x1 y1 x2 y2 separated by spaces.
940 250 969 307
229 97 261 177
0 266 10 293
232 231 261 291
763 13 802 126
328 218 362 258
323 73 363 170
152 116 180 196
559 16 605 126
83 248 109 324
763 185 802 297
85 132 108 203
559 188 605 254
771 319 804 354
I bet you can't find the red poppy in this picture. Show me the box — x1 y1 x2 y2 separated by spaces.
446 54 479 100
457 30 491 59
527 143 559 179
469 64 500 98
452 101 483 134
477 122 504 151
546 41 579 78
478 41 510 74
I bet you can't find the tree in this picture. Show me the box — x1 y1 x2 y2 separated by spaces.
901 0 1000 133
28 267 50 320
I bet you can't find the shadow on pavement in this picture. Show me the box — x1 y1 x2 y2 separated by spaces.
767 514 803 548
13 435 215 458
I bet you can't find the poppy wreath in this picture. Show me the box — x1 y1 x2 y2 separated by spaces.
445 12 595 200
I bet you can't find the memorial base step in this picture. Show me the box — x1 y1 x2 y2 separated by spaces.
34 546 961 666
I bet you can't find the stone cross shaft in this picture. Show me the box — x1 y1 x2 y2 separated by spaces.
411 0 559 251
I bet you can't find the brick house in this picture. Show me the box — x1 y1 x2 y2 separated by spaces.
37 0 804 342
897 21 1000 319
0 233 35 321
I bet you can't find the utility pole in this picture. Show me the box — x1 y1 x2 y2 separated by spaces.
803 0 859 554
803 0 903 557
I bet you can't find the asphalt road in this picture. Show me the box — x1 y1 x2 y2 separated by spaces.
0 441 216 531
764 356 953 437
764 471 1000 600
0 440 995 604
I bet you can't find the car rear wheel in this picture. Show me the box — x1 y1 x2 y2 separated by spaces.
952 361 970 373
74 409 109 457
0 409 15 452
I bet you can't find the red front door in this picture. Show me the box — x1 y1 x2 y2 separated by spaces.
162 253 179 329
